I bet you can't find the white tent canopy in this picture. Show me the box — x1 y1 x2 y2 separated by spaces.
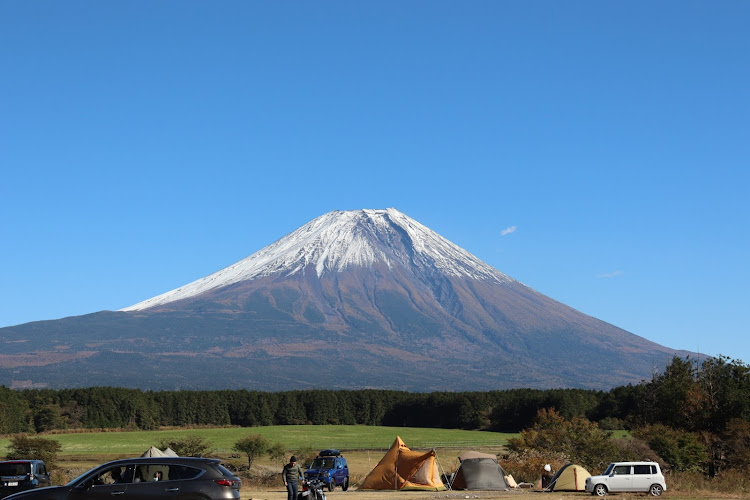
141 446 167 457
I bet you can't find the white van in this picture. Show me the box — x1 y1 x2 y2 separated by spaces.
585 462 666 496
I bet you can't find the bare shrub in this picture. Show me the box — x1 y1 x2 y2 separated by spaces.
499 449 568 484
610 437 664 472
668 469 750 495
6 436 62 467
238 463 281 488
293 446 318 468
50 469 70 486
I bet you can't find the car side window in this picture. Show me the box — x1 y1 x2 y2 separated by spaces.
613 465 630 475
130 464 203 482
90 466 130 486
168 465 203 480
136 465 169 482
634 465 651 474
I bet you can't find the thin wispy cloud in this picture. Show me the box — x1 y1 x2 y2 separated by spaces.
501 226 517 236
598 270 624 278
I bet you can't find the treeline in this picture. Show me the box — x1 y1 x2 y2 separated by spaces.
504 355 750 477
0 386 608 434
1 356 747 439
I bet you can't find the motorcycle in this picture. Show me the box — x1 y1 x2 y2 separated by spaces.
298 479 327 500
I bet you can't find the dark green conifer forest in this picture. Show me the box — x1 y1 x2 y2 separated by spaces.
2 356 746 437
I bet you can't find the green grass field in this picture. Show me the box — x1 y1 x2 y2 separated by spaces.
0 425 515 459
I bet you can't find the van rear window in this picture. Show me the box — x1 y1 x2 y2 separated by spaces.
0 463 31 476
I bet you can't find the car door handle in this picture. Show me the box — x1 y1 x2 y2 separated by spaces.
165 488 179 492
111 492 125 495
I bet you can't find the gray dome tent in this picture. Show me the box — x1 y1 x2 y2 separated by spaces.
450 452 509 491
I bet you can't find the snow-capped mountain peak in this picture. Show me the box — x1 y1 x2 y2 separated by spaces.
3 209 690 391
121 208 514 311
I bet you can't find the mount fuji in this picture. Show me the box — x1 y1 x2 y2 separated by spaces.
0 209 691 390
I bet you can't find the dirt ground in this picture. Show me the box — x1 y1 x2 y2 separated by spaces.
241 489 740 500
243 489 544 500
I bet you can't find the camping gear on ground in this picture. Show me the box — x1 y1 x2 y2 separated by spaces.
450 451 509 491
505 475 518 488
544 463 591 491
358 436 445 491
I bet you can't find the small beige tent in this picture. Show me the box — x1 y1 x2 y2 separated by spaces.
546 463 591 491
359 436 445 491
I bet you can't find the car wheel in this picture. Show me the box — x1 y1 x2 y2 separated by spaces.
649 484 663 496
328 481 335 492
342 477 349 491
593 484 607 496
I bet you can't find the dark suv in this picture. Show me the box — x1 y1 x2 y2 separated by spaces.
0 461 51 498
4 457 240 500
304 450 349 492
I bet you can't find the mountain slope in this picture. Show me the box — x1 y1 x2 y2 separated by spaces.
0 209 691 390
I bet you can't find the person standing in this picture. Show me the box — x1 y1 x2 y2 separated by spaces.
283 456 304 500
541 464 554 489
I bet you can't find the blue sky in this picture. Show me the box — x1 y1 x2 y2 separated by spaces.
2 1 748 367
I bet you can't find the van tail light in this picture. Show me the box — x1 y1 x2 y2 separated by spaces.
215 479 239 487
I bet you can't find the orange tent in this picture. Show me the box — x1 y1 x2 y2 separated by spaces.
358 436 445 491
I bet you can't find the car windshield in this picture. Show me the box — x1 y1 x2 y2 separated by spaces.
0 463 30 476
603 463 615 475
310 459 334 469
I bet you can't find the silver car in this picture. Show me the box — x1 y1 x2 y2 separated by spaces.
585 461 666 496
4 457 240 500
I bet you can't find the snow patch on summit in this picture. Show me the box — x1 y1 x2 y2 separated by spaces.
121 208 515 311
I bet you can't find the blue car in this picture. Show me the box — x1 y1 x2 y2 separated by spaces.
0 461 51 499
304 450 349 492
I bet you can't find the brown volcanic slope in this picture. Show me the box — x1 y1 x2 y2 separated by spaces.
0 209 692 390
